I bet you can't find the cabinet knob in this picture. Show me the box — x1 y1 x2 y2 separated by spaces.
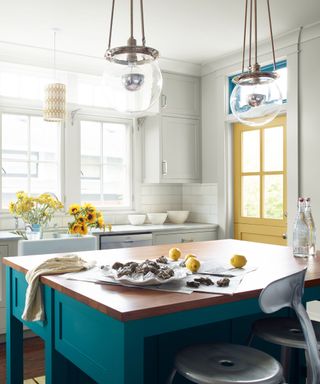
161 94 167 108
162 160 168 175
181 238 194 243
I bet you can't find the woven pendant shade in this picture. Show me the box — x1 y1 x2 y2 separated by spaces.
43 83 66 122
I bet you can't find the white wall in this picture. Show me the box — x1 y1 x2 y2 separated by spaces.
299 37 320 236
201 23 320 243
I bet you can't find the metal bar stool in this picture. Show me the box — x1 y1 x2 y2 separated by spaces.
249 315 320 382
167 268 320 384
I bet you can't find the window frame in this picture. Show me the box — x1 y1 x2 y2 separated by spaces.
77 113 134 212
0 106 64 212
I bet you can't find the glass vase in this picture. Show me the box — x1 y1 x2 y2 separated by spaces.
27 224 43 240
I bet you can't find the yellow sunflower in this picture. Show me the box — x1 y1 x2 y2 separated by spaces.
83 203 96 213
97 216 105 228
86 212 97 224
79 224 88 235
77 216 86 224
70 223 82 234
69 204 81 215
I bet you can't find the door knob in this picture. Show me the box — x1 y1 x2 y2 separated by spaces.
282 233 287 240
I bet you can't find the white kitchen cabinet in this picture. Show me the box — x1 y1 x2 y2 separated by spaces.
143 115 200 183
153 229 217 245
161 73 200 118
0 239 19 334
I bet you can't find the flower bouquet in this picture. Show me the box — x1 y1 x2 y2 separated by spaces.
9 191 64 227
68 203 105 235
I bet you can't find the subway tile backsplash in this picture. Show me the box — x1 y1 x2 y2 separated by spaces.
0 183 218 230
182 183 218 224
140 183 218 224
140 184 183 214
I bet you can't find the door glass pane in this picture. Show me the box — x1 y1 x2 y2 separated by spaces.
264 175 283 219
264 127 283 171
242 175 260 217
242 130 260 172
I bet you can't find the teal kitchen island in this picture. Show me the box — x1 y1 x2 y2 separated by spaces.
3 239 320 383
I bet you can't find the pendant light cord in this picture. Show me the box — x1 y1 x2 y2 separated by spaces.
130 0 134 38
254 0 258 66
248 0 253 69
267 0 276 70
53 29 56 81
107 0 116 50
140 0 146 46
240 0 277 73
241 0 248 73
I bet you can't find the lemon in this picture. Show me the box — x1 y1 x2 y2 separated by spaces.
184 253 197 262
230 254 247 268
185 257 201 273
169 247 181 261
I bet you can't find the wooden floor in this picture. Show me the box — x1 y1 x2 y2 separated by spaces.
0 337 45 383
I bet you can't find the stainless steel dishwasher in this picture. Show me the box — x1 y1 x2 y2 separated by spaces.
99 232 153 249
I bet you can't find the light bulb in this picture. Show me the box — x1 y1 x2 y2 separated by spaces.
230 75 282 127
103 52 162 114
122 63 145 91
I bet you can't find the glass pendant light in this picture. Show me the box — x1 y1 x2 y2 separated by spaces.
230 0 282 127
43 29 66 122
103 0 162 114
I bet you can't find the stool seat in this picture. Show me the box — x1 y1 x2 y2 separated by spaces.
252 317 320 349
174 343 283 384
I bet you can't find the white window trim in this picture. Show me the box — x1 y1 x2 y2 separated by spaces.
0 105 65 213
65 110 134 212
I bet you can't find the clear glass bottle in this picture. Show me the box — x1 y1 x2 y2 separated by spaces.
293 197 309 257
305 197 316 256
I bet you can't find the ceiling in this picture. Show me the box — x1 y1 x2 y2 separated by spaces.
0 0 320 65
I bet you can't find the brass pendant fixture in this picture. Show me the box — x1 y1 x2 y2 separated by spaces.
103 0 162 114
43 29 66 122
230 0 282 127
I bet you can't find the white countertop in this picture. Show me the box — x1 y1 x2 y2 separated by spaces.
92 223 218 236
0 223 218 241
0 231 22 240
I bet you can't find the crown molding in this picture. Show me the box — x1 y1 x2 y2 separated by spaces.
201 21 320 77
0 40 201 77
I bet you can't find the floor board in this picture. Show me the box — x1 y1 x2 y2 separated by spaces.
0 337 45 383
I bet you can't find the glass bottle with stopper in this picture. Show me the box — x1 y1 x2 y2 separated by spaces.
305 197 316 256
293 198 309 258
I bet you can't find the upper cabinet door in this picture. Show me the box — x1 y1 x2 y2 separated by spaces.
161 73 200 118
161 117 200 182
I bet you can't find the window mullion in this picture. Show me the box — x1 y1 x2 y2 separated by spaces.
100 122 104 202
0 113 2 210
27 115 31 194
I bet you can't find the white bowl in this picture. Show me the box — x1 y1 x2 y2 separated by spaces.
128 214 146 225
167 211 190 224
147 213 167 225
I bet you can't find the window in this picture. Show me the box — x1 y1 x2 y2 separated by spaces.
228 60 287 114
1 113 61 208
80 120 132 209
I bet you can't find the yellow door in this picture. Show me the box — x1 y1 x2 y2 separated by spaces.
234 115 287 245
